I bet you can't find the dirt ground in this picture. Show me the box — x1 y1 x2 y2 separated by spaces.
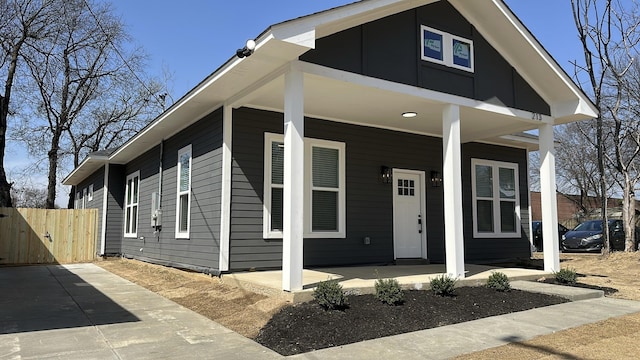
454 252 640 360
97 252 640 359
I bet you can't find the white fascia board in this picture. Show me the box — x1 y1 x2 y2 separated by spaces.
551 99 598 122
500 134 539 145
269 0 437 43
62 155 109 186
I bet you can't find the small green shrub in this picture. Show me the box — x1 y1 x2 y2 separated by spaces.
313 279 348 310
554 268 577 284
374 278 404 305
430 274 457 296
486 271 511 292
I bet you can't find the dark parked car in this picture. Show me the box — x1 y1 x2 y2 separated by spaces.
561 219 627 252
531 221 569 252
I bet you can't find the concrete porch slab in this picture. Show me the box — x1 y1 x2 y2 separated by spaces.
221 264 551 303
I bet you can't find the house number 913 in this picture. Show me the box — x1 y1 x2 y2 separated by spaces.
531 113 543 121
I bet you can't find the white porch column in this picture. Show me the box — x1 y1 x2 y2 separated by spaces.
539 123 560 272
219 105 232 272
282 67 305 291
442 104 465 278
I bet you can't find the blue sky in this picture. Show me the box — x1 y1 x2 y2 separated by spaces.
6 0 582 203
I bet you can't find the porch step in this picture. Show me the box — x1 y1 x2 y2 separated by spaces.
395 258 431 265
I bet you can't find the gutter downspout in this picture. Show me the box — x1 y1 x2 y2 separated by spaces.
100 163 109 256
156 140 164 238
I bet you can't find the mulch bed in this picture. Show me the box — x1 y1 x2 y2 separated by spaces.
255 286 568 356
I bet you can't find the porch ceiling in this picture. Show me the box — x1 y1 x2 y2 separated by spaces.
240 67 543 146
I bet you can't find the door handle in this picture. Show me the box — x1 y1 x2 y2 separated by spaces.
418 215 422 234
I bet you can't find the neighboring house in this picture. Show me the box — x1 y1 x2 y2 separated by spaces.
63 0 597 291
531 191 640 228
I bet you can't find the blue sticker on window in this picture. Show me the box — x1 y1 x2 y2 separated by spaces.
423 30 443 61
452 39 471 68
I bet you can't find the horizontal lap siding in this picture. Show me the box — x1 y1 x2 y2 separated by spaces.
120 108 223 270
462 143 531 261
77 167 105 255
230 107 445 270
105 165 124 255
230 109 282 270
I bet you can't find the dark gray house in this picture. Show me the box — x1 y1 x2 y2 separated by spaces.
63 0 596 291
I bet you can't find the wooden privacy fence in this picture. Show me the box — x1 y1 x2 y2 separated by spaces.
0 208 98 265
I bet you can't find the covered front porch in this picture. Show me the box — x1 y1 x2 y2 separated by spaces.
221 59 572 291
222 262 550 303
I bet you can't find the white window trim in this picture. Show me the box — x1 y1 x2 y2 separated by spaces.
88 184 94 202
421 25 474 73
124 171 140 238
263 133 346 239
471 159 521 238
175 144 192 239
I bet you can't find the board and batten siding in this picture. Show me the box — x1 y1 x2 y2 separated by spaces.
76 166 105 255
299 1 550 116
119 108 224 271
229 107 531 270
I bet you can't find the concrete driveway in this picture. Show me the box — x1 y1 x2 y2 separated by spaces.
0 264 280 360
4 263 640 359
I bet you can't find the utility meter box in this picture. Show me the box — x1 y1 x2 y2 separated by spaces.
151 192 161 227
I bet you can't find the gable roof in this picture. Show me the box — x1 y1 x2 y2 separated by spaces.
64 0 597 185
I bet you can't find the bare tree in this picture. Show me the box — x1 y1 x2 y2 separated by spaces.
0 0 57 207
11 185 47 208
65 76 168 207
571 0 613 254
571 0 640 252
13 0 166 208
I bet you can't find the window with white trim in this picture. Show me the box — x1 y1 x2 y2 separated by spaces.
82 188 88 208
471 159 520 238
175 145 192 238
124 171 140 237
75 190 82 209
421 25 474 72
88 184 94 202
263 133 346 239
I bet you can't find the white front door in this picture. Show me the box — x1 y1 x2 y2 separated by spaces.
393 170 426 259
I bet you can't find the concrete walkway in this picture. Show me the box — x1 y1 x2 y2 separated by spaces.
2 264 640 359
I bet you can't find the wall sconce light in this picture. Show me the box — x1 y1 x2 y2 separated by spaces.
380 166 392 184
236 39 256 58
430 170 442 187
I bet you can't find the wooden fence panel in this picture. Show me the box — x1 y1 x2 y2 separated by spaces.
0 208 97 265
